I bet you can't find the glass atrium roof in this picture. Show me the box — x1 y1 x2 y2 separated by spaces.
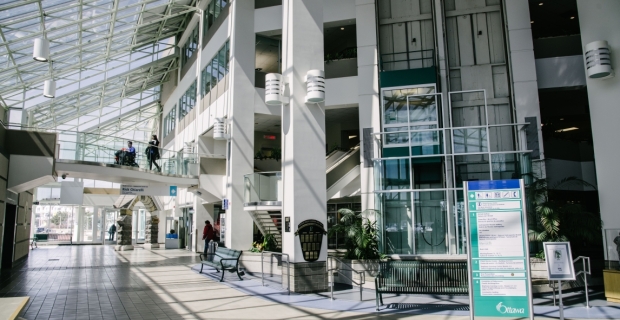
0 0 196 133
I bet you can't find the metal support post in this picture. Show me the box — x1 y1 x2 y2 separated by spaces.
558 280 564 320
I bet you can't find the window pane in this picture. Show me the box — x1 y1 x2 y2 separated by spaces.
413 191 448 255
453 128 488 153
378 192 412 255
218 46 226 80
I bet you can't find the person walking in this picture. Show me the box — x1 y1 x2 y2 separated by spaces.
202 220 215 256
147 135 161 172
108 224 117 241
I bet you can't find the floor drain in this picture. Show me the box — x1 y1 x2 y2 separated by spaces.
48 259 59 261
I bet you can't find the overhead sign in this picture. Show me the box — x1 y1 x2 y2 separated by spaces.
120 184 177 196
465 179 534 320
543 242 575 280
223 198 229 210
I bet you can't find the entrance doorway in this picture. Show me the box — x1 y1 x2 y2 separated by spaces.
183 208 194 251
2 204 17 269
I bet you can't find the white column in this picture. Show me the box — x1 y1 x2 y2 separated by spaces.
504 0 545 170
356 0 381 212
281 0 327 264
577 0 620 250
224 0 255 250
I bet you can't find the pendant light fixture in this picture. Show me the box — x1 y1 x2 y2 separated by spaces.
43 79 56 98
33 38 50 62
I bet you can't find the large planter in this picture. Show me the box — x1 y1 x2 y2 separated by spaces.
332 259 383 290
604 269 620 303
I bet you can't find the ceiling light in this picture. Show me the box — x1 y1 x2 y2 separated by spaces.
560 118 564 120
570 16 575 19
349 135 358 139
531 21 534 24
341 27 345 30
539 2 543 5
555 127 579 133
43 80 56 98
33 38 50 62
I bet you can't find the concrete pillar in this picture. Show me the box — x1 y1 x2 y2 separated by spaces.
281 0 328 293
504 0 545 173
224 0 255 250
115 208 134 251
143 214 160 249
356 0 381 212
576 0 620 261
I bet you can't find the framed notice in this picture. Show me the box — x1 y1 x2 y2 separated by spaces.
543 242 575 280
465 179 534 320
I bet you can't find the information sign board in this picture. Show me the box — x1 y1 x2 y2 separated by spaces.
543 242 575 280
465 179 534 320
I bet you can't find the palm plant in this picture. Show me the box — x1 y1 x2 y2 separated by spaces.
328 208 384 260
526 176 601 244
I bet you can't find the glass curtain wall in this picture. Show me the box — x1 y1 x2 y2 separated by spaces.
374 85 530 256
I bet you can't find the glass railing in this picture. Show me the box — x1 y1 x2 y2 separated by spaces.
244 172 282 205
57 140 197 176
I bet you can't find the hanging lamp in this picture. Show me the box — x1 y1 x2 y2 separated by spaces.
43 79 56 98
33 38 50 62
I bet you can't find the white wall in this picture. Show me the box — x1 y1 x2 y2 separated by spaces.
577 0 620 236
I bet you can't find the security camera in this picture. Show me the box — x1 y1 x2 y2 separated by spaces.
61 174 67 179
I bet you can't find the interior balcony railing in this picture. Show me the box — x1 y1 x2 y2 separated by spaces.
57 139 197 177
380 49 435 72
244 171 282 206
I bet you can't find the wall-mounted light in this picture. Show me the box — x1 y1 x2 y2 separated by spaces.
33 38 50 62
43 79 56 98
265 73 289 105
305 69 325 103
584 40 614 79
213 117 229 140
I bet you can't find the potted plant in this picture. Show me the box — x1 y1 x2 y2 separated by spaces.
328 208 385 286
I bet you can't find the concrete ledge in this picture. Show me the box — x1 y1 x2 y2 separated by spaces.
143 243 160 250
114 245 134 251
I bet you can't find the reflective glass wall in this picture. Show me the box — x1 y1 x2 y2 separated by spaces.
374 85 531 256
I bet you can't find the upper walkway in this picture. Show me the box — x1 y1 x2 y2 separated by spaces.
5 126 199 192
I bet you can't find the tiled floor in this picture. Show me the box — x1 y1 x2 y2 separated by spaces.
4 245 474 320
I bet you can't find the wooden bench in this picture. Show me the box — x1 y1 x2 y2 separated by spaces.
375 260 468 311
199 247 244 282
31 234 49 249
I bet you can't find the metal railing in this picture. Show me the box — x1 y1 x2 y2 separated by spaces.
261 251 290 295
549 256 591 308
380 49 435 72
327 257 366 301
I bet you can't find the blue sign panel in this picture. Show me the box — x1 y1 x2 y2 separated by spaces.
223 198 229 210
169 186 177 197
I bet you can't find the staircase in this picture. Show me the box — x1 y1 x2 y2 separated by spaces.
247 210 282 248
244 144 361 248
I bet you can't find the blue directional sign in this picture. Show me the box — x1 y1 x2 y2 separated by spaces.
169 186 177 197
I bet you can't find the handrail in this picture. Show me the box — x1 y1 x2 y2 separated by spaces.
260 251 290 295
327 256 365 301
549 256 591 308
573 256 591 308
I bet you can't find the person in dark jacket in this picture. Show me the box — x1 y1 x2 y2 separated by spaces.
108 224 117 241
147 134 161 172
203 220 215 255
